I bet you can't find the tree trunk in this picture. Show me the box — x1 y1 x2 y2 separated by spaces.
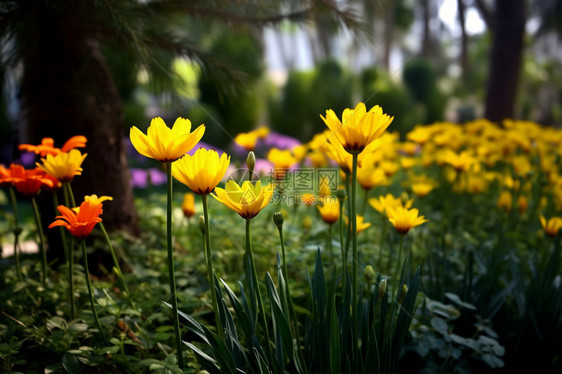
421 0 432 59
484 0 526 121
382 0 395 70
457 0 469 82
19 4 139 263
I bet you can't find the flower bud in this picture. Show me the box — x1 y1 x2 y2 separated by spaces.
336 188 347 203
364 265 376 284
198 215 206 235
273 211 284 228
303 215 312 230
247 151 256 175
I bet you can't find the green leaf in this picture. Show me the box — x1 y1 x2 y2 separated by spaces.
62 353 80 374
329 296 341 374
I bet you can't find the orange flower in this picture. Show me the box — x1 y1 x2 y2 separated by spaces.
182 193 195 218
19 136 87 157
0 164 19 187
49 195 111 238
10 166 55 197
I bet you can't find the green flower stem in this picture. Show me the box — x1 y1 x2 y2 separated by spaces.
99 222 133 308
276 223 299 344
246 218 272 361
378 216 387 271
64 182 76 207
344 171 352 256
31 196 48 286
394 235 405 290
328 224 334 264
351 153 359 355
52 191 69 266
80 239 106 342
166 163 184 368
9 187 22 281
361 188 369 216
68 229 76 319
201 194 224 341
62 183 76 319
339 197 347 293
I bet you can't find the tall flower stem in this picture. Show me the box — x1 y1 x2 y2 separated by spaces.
394 235 405 290
327 224 334 263
344 171 352 256
378 217 387 271
246 218 272 360
62 183 76 319
9 187 22 281
201 194 224 341
31 196 48 285
80 239 106 342
166 162 184 368
276 222 299 346
52 191 69 265
350 152 359 355
64 182 76 207
99 222 133 307
339 196 347 293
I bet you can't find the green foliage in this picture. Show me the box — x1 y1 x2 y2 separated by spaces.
362 79 420 137
402 58 445 124
269 60 353 140
269 70 314 139
197 31 264 147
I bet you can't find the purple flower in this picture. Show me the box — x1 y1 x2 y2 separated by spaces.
187 141 224 156
263 132 301 150
130 168 148 189
19 152 36 168
148 168 166 186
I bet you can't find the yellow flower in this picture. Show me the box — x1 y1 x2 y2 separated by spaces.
400 157 417 170
300 193 316 206
317 198 340 224
255 126 270 138
307 150 327 168
357 162 387 191
442 149 477 172
400 142 420 156
387 206 428 235
182 193 195 218
345 215 371 234
318 176 332 197
84 194 113 205
234 132 259 151
321 102 393 154
381 160 400 177
130 117 205 162
497 191 512 212
517 195 528 213
267 148 297 169
411 182 436 197
540 215 562 237
356 215 372 233
172 148 230 195
292 145 307 162
213 180 274 219
37 149 87 182
369 194 413 216
407 126 432 145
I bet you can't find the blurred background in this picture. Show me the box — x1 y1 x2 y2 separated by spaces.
1 0 561 234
